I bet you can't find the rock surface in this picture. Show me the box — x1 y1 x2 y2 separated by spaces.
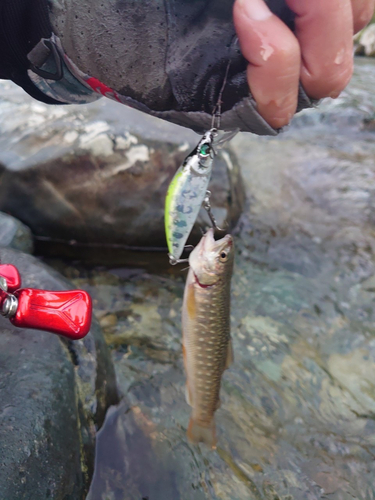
0 247 118 499
0 81 244 264
48 58 375 499
0 211 33 254
292 57 375 129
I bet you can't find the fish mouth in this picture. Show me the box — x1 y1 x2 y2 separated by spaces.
201 228 233 253
201 228 215 253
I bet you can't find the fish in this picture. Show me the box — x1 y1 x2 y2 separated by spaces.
182 228 234 449
165 129 217 264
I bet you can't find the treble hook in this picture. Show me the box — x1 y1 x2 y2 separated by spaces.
203 191 226 232
168 245 195 265
169 255 190 266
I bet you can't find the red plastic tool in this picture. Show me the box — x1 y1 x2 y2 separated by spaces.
0 264 21 292
10 289 92 340
0 264 92 340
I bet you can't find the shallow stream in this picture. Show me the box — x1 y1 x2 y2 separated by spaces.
50 58 375 500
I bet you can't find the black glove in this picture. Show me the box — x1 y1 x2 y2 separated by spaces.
143 0 314 134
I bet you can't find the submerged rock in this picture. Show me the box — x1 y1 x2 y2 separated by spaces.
78 250 375 500
0 211 33 254
0 81 245 264
0 247 118 499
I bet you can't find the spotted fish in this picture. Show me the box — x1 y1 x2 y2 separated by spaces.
164 129 217 264
182 228 234 449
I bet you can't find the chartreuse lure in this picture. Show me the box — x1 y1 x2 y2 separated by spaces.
165 129 217 264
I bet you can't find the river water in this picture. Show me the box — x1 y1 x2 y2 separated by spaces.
64 58 375 500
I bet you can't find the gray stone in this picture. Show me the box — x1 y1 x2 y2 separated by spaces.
0 211 33 254
0 81 245 265
292 57 375 129
0 247 118 499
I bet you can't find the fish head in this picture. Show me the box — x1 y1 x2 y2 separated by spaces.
189 228 234 286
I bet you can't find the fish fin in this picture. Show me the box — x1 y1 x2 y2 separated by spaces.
186 283 196 320
185 383 193 407
187 417 217 449
225 338 234 369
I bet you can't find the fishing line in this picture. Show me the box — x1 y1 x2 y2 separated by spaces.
211 35 238 130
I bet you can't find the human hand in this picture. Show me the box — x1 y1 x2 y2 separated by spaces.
234 0 375 129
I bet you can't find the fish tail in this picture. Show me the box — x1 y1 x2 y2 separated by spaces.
187 417 217 449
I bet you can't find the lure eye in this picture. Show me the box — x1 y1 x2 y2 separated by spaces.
198 143 211 158
219 251 228 263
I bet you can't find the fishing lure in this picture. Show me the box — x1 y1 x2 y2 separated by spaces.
164 128 238 265
165 38 239 265
164 128 217 264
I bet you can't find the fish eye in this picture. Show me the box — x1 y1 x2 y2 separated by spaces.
198 143 211 158
219 251 228 262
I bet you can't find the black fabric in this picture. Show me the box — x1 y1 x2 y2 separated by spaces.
164 0 295 115
0 0 63 104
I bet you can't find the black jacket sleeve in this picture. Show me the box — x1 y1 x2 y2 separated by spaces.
0 0 63 104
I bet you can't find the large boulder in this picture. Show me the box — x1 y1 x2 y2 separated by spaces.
0 247 118 499
0 81 245 264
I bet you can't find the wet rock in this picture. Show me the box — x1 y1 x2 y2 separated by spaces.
0 247 118 499
0 211 33 254
62 58 375 499
0 81 244 264
0 315 84 500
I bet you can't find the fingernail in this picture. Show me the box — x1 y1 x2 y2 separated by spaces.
236 0 272 21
